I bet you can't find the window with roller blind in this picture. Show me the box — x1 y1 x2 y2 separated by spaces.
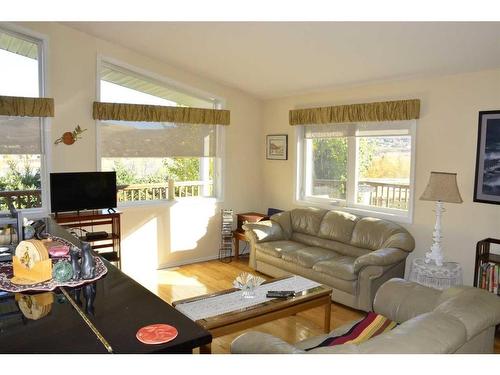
296 120 416 222
0 27 46 212
97 60 223 204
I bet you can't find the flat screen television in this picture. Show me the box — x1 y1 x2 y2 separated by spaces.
50 172 117 213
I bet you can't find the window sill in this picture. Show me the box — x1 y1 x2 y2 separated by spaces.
117 196 222 210
294 198 413 225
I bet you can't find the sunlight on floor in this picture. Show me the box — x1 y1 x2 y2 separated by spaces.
156 269 208 302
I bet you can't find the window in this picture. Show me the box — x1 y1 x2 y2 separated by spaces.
98 61 222 204
0 28 45 212
298 120 415 221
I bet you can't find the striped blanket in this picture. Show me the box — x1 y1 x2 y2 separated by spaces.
307 312 397 349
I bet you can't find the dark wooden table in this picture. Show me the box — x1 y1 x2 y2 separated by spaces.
0 218 212 354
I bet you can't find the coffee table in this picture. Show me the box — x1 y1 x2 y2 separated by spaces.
173 275 332 353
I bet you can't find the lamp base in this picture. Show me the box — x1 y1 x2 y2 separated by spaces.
424 201 445 267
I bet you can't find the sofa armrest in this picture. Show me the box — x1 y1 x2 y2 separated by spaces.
231 332 305 354
373 278 441 323
243 220 285 243
353 247 408 273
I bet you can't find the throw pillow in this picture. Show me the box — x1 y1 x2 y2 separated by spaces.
306 312 397 350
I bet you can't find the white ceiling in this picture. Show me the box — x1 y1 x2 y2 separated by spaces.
65 22 500 99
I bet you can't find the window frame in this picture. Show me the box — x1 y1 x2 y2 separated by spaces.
95 56 226 207
295 120 417 224
0 23 50 217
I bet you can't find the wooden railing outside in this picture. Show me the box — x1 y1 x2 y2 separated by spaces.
0 189 42 211
117 180 213 202
312 179 410 210
358 180 410 210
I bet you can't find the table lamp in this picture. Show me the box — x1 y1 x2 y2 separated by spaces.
420 172 463 266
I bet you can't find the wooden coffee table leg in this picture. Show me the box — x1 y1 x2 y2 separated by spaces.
324 299 331 333
200 343 212 354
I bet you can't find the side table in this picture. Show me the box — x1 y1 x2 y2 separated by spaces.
408 258 463 290
232 230 246 260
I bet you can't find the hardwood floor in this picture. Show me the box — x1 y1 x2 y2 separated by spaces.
128 257 500 354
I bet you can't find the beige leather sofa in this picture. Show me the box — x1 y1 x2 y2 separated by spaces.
243 208 415 311
231 278 500 354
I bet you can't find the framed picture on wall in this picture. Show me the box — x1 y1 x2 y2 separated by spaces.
266 134 288 160
474 110 500 204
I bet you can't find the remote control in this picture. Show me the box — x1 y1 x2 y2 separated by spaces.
266 290 296 298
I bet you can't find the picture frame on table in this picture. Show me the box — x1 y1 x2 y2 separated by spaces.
266 134 288 160
474 110 500 204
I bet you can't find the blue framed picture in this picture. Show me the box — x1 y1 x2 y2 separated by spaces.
474 110 500 204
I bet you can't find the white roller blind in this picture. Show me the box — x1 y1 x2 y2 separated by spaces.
100 120 216 158
0 116 41 154
304 120 413 138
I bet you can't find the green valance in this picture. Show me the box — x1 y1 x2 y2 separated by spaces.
289 99 420 125
93 101 230 125
0 95 54 117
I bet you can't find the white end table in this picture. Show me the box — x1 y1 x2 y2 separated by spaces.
408 258 463 290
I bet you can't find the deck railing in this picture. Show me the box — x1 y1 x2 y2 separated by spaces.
0 189 42 211
312 179 410 210
0 179 408 210
0 180 213 210
117 180 213 202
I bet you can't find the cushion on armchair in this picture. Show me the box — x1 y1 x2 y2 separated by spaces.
305 312 397 350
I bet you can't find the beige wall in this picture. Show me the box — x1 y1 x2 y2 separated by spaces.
262 68 500 285
12 22 265 277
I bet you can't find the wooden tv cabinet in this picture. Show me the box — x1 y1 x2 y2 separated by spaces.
52 210 121 268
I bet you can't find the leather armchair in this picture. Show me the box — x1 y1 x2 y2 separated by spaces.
231 278 500 354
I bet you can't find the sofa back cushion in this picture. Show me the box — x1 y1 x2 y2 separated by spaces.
318 210 359 244
290 208 328 236
291 232 371 258
350 217 409 251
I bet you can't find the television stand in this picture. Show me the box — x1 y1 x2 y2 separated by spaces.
51 210 122 268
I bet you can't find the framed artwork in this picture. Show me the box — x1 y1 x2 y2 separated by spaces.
474 110 500 204
266 134 288 160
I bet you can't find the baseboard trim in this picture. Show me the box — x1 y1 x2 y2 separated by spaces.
157 254 220 270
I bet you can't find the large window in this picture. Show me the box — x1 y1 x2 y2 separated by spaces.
98 61 221 204
298 120 415 221
0 28 45 211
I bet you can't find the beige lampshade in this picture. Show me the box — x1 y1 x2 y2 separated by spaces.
420 172 463 203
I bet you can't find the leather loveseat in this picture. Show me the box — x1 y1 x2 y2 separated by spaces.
231 278 500 354
243 208 415 311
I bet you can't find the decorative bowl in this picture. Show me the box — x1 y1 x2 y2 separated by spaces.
233 272 265 299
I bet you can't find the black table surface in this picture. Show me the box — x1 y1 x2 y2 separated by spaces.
0 218 212 354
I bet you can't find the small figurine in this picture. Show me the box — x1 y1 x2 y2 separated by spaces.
83 283 96 316
69 246 81 281
80 242 95 280
32 220 49 240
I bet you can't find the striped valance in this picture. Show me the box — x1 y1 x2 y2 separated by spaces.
0 95 54 117
289 99 420 125
93 101 230 125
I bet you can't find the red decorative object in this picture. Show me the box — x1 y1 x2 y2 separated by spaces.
136 324 178 345
54 125 87 145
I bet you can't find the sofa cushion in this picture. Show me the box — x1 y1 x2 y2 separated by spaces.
281 246 337 268
318 210 358 244
350 217 408 251
290 208 328 236
255 240 307 259
291 232 371 258
313 256 358 281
